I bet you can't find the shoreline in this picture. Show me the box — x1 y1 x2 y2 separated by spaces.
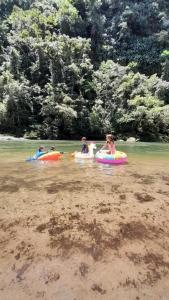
0 135 26 141
0 134 168 144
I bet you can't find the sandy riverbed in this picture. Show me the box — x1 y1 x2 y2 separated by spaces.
0 156 169 300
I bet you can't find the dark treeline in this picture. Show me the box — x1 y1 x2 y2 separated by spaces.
0 0 169 140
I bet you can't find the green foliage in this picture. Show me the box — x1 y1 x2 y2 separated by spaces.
161 50 169 81
0 0 169 140
91 61 169 140
3 77 33 134
0 102 7 131
161 50 169 58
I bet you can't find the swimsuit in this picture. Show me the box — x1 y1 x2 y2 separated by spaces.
34 150 46 159
108 142 116 154
82 144 88 153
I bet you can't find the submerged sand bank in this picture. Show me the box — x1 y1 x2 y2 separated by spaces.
0 157 169 300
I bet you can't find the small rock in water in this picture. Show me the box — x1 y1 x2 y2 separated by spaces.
126 137 136 143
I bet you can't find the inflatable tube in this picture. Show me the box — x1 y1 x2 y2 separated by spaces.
73 143 96 159
96 150 127 165
38 151 62 161
74 152 94 159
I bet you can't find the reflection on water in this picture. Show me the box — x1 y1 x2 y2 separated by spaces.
74 157 95 168
74 157 121 176
97 163 117 176
74 156 130 177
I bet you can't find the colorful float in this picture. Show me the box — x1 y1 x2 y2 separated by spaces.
26 151 62 162
96 150 128 165
73 142 96 159
38 151 62 161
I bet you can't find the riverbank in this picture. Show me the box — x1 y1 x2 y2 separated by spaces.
0 143 169 299
1 133 169 143
0 134 26 141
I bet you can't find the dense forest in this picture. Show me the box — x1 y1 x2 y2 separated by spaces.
0 0 169 140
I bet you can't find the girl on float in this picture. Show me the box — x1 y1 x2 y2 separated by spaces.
96 134 127 164
100 134 116 154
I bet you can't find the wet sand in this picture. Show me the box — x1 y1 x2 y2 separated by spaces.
0 156 169 300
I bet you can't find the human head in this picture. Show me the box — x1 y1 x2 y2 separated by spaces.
39 145 45 151
81 137 87 143
106 134 114 143
50 146 55 151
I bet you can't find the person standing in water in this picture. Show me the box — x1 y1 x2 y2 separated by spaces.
101 134 116 154
81 137 89 153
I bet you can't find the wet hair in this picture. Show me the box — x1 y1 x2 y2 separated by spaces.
81 137 87 141
50 146 55 150
106 134 114 143
39 145 45 151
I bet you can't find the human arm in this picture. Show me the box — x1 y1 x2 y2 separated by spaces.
100 143 107 151
102 143 108 149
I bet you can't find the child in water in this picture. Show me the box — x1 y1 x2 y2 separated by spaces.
81 137 89 153
49 146 64 154
101 134 116 154
34 145 46 159
50 146 55 151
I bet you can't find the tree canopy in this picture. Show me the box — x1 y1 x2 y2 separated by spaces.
0 0 169 140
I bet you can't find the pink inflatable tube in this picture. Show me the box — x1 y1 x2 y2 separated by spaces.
96 157 128 165
96 151 128 165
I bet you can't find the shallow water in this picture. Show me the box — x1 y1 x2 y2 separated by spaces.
0 140 169 183
0 140 169 207
0 141 169 300
0 139 169 161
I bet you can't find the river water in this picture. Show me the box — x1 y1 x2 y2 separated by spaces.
1 139 169 161
0 140 168 181
0 140 169 179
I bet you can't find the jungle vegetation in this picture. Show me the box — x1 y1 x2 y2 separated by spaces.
0 0 169 141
